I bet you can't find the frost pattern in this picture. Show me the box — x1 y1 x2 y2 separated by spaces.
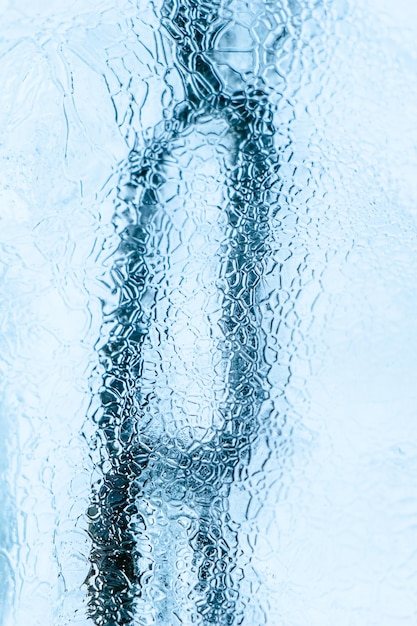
3 0 417 625
85 0 318 624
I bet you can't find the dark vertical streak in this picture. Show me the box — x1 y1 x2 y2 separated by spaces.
87 1 280 624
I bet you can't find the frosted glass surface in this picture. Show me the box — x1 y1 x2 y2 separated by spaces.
1 0 417 625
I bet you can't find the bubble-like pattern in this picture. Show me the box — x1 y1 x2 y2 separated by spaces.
2 0 417 625
83 0 319 623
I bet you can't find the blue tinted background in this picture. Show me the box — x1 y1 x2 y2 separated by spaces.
1 0 417 624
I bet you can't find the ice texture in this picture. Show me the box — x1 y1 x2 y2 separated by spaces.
1 0 417 625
